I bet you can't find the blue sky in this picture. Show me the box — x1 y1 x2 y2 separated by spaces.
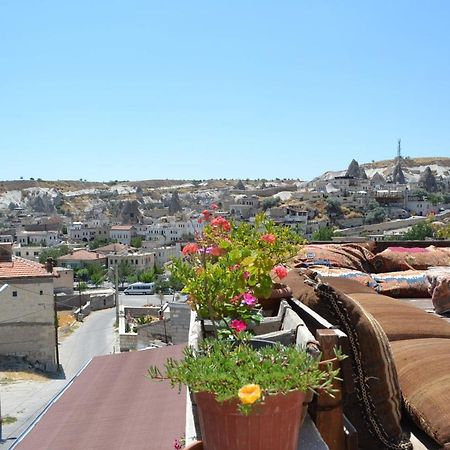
1 1 450 182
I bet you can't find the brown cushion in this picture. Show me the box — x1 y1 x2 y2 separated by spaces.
369 246 450 273
350 293 450 341
293 243 374 272
391 338 450 447
315 283 412 450
371 270 431 298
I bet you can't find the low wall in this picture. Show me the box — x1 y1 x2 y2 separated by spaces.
124 306 160 318
56 289 115 311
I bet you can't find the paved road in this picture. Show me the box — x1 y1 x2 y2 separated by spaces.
119 292 178 308
1 308 116 449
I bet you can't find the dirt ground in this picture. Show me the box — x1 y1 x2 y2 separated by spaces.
57 311 75 328
0 356 49 383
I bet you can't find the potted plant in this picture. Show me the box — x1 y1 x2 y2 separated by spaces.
149 338 342 450
171 208 305 337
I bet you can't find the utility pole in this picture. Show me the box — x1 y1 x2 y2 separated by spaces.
115 265 119 325
53 293 60 371
77 282 83 322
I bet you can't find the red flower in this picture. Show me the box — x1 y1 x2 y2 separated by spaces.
202 210 211 220
182 243 199 255
210 246 224 257
211 216 231 232
210 203 218 210
274 265 288 279
261 233 276 244
230 319 247 332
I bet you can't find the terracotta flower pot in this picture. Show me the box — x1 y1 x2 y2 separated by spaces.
194 390 306 450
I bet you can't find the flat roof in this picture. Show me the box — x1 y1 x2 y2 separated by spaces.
14 345 186 450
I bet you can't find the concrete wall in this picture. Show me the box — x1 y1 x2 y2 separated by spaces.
123 306 160 318
53 267 74 294
169 302 191 344
137 319 171 345
55 289 115 311
0 278 57 372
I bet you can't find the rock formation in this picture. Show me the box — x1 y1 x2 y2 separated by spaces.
168 192 182 215
392 161 406 184
419 167 438 192
345 159 367 179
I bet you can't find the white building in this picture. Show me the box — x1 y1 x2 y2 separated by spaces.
16 230 60 247
107 251 155 272
13 244 46 262
68 222 110 242
110 225 135 245
153 244 182 268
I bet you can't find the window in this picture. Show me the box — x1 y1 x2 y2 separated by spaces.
40 290 43 295
12 291 17 297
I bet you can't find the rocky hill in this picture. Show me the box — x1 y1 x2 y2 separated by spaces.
314 157 450 184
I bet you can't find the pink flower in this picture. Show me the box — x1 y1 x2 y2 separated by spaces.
182 243 199 255
210 203 218 210
202 209 211 220
261 233 276 244
228 264 240 271
242 292 257 307
274 265 288 279
243 271 250 280
173 439 182 450
230 319 247 332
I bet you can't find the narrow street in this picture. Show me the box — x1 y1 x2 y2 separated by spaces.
1 308 116 449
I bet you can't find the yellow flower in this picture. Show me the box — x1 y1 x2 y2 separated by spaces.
238 384 261 405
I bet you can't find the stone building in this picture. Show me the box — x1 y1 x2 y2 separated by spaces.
0 243 58 372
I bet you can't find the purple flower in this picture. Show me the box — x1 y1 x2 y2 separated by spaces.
241 292 257 307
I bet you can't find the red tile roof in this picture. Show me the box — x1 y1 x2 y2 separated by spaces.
0 257 52 279
58 250 105 261
14 345 186 450
110 225 134 231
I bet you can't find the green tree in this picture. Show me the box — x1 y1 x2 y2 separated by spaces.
89 238 111 250
312 226 335 241
365 207 386 225
117 260 135 285
400 222 434 240
139 269 156 283
39 244 70 264
131 237 143 248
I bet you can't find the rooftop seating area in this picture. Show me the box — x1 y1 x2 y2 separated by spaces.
283 241 450 450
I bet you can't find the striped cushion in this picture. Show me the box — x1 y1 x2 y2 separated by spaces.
349 293 450 341
391 338 450 447
315 283 412 450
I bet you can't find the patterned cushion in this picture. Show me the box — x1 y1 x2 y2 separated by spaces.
391 338 450 447
371 270 431 298
427 272 450 314
315 283 412 450
369 246 450 273
307 266 378 289
293 243 374 272
349 293 450 341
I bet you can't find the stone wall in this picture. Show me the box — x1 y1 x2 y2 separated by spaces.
0 278 57 372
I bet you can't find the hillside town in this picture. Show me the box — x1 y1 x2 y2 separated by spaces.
1 154 450 449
